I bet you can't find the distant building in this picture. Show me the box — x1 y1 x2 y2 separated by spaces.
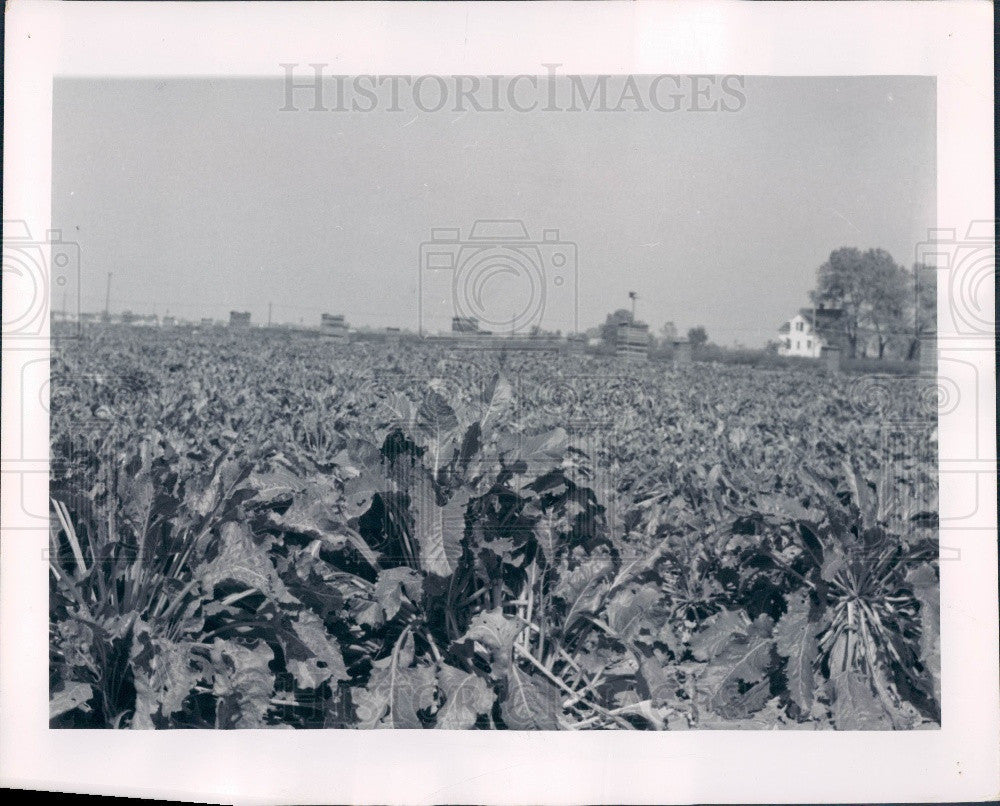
385 326 401 345
777 307 842 358
123 311 159 328
229 311 252 330
321 313 349 340
452 316 479 333
617 321 650 361
162 316 176 328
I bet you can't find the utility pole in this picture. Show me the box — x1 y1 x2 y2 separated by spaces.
268 302 273 327
628 291 638 321
104 273 112 321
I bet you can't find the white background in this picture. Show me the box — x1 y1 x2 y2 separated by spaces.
2 1 996 803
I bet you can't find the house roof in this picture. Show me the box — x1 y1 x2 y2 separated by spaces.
799 307 843 327
778 321 790 334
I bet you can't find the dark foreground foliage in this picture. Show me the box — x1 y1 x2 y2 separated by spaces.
50 329 939 729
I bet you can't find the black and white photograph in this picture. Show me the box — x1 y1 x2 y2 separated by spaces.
43 72 946 732
2 1 996 803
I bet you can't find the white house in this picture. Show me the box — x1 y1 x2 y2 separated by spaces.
777 308 842 358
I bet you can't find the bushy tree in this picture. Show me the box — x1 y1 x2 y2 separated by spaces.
687 326 708 348
810 247 910 359
866 251 910 358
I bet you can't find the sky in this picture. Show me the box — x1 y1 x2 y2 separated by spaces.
52 75 935 345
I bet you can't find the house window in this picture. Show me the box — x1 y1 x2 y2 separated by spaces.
795 321 803 332
807 339 812 349
796 340 800 350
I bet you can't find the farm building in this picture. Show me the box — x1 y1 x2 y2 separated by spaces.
320 314 349 341
452 316 479 333
777 307 842 358
122 311 160 328
229 311 252 330
617 321 650 361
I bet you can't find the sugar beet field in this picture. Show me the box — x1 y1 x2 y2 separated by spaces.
49 328 940 730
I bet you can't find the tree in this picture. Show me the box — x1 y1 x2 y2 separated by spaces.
865 250 910 359
687 326 708 348
600 308 633 345
906 262 937 360
810 247 909 359
810 248 864 358
659 321 678 344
